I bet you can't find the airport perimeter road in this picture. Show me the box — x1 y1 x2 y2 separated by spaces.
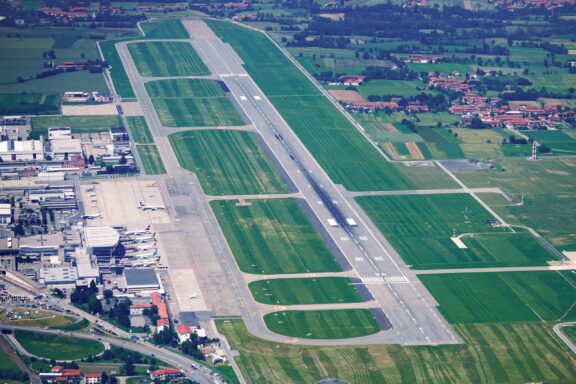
115 21 459 346
182 19 459 346
0 325 217 384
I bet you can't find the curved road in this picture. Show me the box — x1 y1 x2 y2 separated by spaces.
553 322 576 355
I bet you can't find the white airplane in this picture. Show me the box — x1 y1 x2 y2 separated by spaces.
138 202 165 211
189 293 199 299
82 212 102 219
133 234 155 242
142 260 156 267
125 226 151 236
135 249 158 258
136 243 157 251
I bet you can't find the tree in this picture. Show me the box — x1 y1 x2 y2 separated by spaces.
123 359 135 376
119 155 127 165
88 154 95 164
104 289 113 299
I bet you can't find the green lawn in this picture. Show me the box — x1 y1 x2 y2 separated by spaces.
146 79 244 127
14 331 104 360
31 115 121 138
357 79 436 98
264 310 381 339
0 92 60 115
128 42 209 77
211 199 340 274
420 272 576 323
217 319 576 383
357 194 555 269
564 326 576 344
127 116 154 144
99 38 136 99
137 145 166 175
141 19 189 39
526 130 576 154
208 20 430 191
170 130 289 195
249 278 362 305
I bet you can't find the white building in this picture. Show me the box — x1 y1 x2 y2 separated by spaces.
38 266 78 287
0 203 11 226
50 138 82 160
0 140 44 161
48 127 72 140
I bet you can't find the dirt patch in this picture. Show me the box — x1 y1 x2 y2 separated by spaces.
121 102 144 117
382 142 406 160
62 103 118 116
463 0 473 10
318 13 344 21
328 90 364 103
383 123 399 133
406 142 425 160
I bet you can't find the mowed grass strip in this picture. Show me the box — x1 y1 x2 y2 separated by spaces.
141 19 189 39
264 309 380 339
217 319 576 383
137 145 166 175
420 272 576 324
128 41 209 77
357 194 555 269
170 130 289 195
127 116 153 144
31 115 121 138
211 199 340 274
249 277 362 305
14 330 104 360
526 130 576 153
99 39 135 99
208 20 419 191
146 79 244 127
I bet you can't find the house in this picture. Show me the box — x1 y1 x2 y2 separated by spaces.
84 373 103 384
149 369 183 381
48 127 72 140
156 318 170 332
338 75 367 86
63 91 89 101
176 325 194 343
130 303 152 316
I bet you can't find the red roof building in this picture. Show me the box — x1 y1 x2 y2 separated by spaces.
149 369 182 381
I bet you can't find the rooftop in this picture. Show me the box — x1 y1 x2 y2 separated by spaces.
83 226 120 249
123 268 159 288
51 138 82 154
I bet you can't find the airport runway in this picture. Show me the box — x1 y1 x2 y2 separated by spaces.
115 20 461 346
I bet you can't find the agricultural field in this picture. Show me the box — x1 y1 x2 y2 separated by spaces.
31 115 121 138
0 92 59 115
0 343 26 383
456 158 576 249
169 130 289 195
217 319 576 383
145 79 243 127
14 331 104 360
140 19 189 39
210 199 341 274
126 116 153 144
128 42 210 77
526 130 576 154
136 145 166 175
564 326 576 344
249 277 362 305
264 309 381 339
99 38 136 99
355 79 439 98
357 193 555 269
420 271 576 323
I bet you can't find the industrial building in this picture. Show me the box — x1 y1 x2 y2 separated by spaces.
0 140 44 161
123 267 160 294
82 226 120 272
0 204 11 226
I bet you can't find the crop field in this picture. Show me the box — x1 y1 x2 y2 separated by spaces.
357 194 555 269
420 272 576 323
170 130 289 195
356 80 438 98
0 92 59 115
456 158 576 249
210 199 341 274
14 331 104 360
218 319 576 383
526 130 576 154
264 309 381 339
140 19 189 39
128 42 210 77
31 115 122 138
99 38 136 99
146 79 244 127
208 20 444 191
249 277 362 305
137 145 166 175
127 116 153 144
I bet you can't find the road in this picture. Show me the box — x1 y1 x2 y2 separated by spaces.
0 325 219 384
113 18 461 346
553 322 576 355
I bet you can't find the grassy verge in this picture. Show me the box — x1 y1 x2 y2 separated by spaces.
127 116 153 144
210 199 340 274
249 278 362 305
169 130 289 195
99 38 136 99
31 115 121 138
140 19 189 39
14 330 104 360
137 145 166 175
128 42 209 77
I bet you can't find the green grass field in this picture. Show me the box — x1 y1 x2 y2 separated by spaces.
526 130 576 154
208 20 439 191
99 38 136 99
137 145 166 175
140 19 189 39
357 194 555 269
146 79 243 127
0 93 60 115
31 115 121 138
456 158 576 249
211 199 340 274
170 130 289 195
564 326 576 344
264 309 381 339
217 319 576 383
357 79 437 98
128 42 209 77
14 330 104 360
420 271 576 323
249 277 362 305
126 116 153 144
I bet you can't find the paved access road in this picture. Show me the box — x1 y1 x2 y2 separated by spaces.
553 323 576 355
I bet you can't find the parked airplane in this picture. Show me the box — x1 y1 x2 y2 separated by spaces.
138 202 165 211
82 212 102 219
189 293 199 299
